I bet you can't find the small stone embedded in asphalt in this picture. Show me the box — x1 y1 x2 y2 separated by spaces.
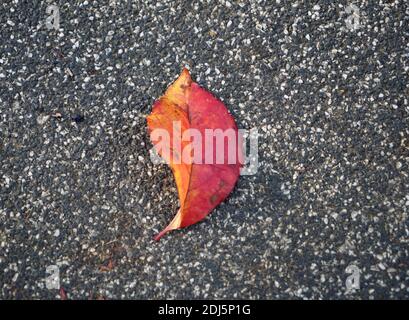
36 114 50 125
0 1 408 299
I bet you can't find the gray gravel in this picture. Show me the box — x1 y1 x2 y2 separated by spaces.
1 0 409 299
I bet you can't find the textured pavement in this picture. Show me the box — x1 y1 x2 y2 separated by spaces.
1 0 408 299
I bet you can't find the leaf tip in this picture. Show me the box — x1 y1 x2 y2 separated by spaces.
177 67 192 87
181 67 190 76
153 229 168 241
154 209 183 241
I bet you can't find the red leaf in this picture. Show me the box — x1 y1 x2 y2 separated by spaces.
59 287 68 300
147 68 243 240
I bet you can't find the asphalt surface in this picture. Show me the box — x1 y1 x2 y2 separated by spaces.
1 0 408 299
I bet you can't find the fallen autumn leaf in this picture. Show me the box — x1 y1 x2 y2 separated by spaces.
147 68 243 240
